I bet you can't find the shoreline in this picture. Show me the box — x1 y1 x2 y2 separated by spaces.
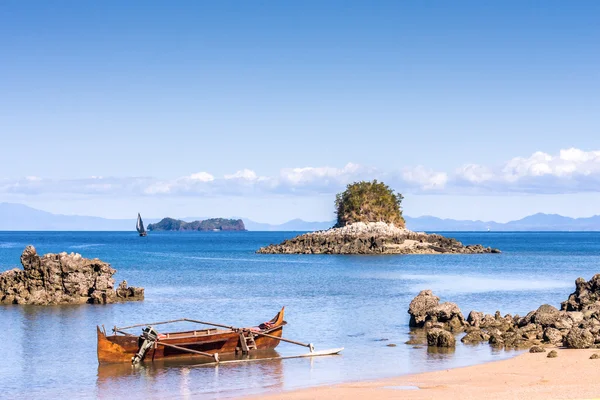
246 348 600 399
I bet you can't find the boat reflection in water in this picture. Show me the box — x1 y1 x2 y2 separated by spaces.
96 349 285 398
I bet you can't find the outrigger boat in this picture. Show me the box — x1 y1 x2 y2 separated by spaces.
97 307 343 365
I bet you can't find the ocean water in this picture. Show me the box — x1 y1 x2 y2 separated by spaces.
1 231 599 399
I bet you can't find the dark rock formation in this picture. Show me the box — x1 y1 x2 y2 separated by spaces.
147 217 246 232
408 290 467 332
257 222 500 255
561 274 600 312
408 290 441 327
408 275 600 352
427 328 456 347
0 246 144 305
529 345 546 353
565 328 595 349
461 328 490 344
115 280 144 301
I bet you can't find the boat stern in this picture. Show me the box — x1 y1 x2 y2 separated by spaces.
97 326 138 364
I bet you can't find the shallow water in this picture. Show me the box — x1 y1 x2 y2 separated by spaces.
1 231 599 399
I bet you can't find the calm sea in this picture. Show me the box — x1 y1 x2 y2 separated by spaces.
1 231 599 399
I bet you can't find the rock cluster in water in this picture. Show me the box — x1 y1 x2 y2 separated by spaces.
0 245 144 305
257 222 500 255
408 274 600 349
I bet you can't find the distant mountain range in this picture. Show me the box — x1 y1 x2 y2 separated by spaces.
1 202 600 231
404 214 600 232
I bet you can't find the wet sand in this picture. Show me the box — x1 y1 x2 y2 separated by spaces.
249 349 600 400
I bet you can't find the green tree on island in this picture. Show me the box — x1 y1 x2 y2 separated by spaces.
334 180 405 227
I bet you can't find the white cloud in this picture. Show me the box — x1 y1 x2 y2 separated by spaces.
455 164 494 184
401 166 448 190
5 148 600 197
279 163 362 185
224 169 258 180
188 172 214 182
500 149 600 182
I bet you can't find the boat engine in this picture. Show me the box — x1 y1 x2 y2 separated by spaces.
132 326 159 365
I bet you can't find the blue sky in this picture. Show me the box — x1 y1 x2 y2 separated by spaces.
2 1 600 222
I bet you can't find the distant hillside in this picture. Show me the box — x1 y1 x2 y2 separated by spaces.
0 202 148 230
404 213 600 232
2 202 600 231
242 218 334 231
147 217 246 231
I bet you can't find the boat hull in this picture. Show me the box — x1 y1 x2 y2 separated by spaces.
98 309 285 364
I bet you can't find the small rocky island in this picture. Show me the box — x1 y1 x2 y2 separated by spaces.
257 180 500 255
148 217 246 231
408 274 600 350
0 246 144 305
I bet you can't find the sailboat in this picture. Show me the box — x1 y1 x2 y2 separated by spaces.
136 213 147 237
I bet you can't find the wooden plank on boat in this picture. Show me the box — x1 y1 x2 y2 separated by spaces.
195 347 344 367
155 341 218 360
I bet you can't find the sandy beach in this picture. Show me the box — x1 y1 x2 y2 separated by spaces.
251 349 600 400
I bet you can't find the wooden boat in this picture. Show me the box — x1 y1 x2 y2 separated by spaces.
97 307 287 364
136 213 147 237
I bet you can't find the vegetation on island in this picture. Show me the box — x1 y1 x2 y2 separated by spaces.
147 218 246 232
334 180 405 228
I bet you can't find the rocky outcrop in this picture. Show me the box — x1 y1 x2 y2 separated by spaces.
0 246 144 305
257 222 501 255
564 327 595 349
561 274 600 312
408 290 467 332
408 275 600 351
427 328 456 347
148 217 246 232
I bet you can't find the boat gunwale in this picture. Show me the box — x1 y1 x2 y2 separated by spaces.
104 307 286 341
108 324 284 341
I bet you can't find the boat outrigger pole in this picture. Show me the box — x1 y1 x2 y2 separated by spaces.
155 342 219 363
114 318 236 333
131 326 220 365
250 330 314 353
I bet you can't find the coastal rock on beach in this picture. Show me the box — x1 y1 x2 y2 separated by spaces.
561 274 600 312
529 345 546 353
565 328 595 349
257 222 501 255
408 290 467 332
0 245 144 305
408 274 600 351
427 328 456 347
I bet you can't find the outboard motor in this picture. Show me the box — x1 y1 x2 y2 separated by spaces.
132 326 159 365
